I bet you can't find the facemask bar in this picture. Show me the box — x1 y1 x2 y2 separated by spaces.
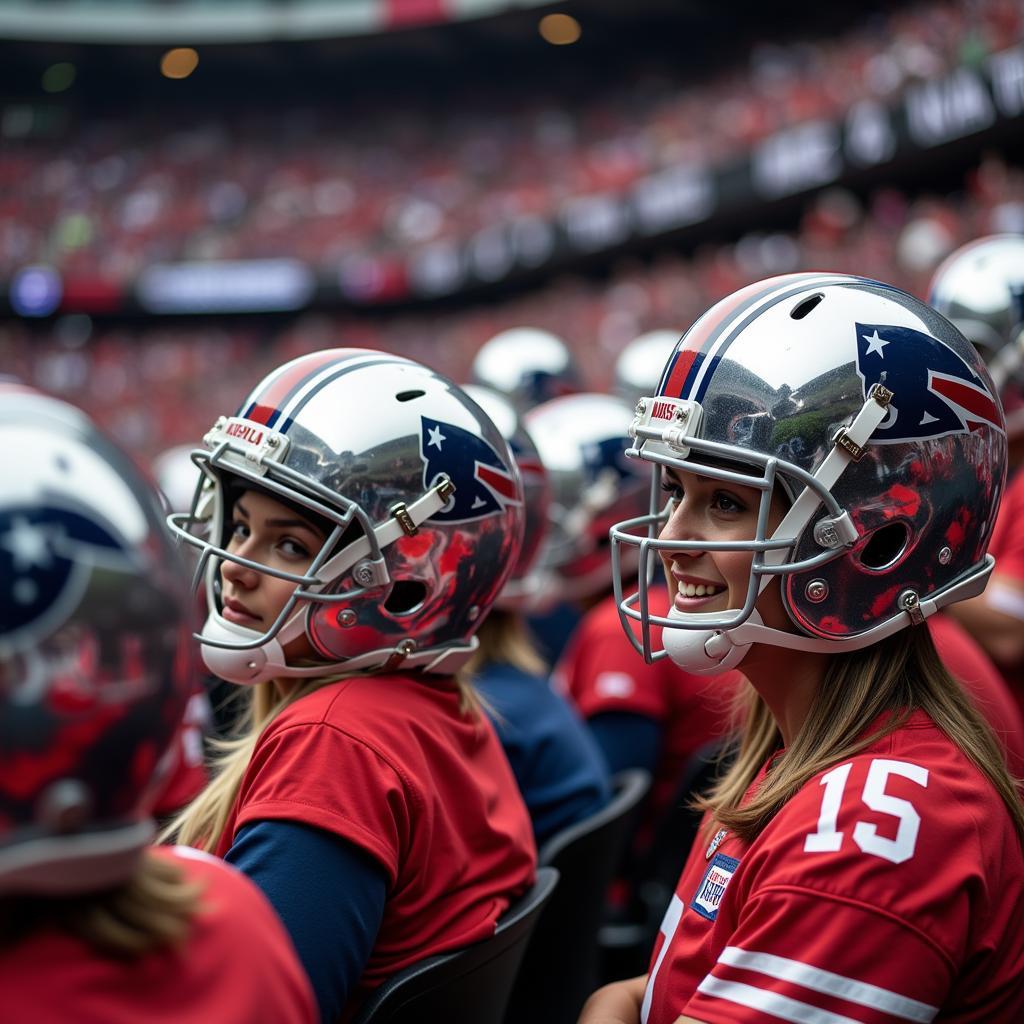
167 440 453 653
612 384 894 662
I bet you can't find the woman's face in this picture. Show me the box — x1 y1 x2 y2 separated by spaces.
219 489 327 636
657 464 790 631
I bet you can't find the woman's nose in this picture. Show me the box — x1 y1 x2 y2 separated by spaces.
659 498 700 547
221 550 260 589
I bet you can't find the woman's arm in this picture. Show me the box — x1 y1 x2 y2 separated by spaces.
577 975 648 1024
226 819 387 1023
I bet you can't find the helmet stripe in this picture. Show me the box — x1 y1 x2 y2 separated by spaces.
242 350 343 427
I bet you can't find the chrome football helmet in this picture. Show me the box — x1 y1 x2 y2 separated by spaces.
0 384 193 894
462 385 550 610
613 330 681 408
525 393 650 605
611 273 1007 674
168 349 525 686
928 234 1024 360
471 327 582 413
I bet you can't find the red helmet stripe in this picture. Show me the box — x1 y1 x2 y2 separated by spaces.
243 351 348 426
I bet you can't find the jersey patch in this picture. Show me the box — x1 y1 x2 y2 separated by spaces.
420 416 521 523
692 852 739 921
854 321 1003 442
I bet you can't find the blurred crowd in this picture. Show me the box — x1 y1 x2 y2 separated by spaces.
3 154 1023 461
0 0 1020 285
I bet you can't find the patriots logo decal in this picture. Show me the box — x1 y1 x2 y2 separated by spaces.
1 505 130 651
420 417 521 522
855 322 1004 442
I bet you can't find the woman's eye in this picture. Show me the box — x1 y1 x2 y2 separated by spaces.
713 492 744 513
279 538 311 559
230 521 250 540
660 478 684 502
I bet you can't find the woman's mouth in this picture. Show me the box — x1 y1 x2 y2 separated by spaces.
222 598 260 626
673 577 725 610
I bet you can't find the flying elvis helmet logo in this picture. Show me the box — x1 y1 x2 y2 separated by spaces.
420 416 521 522
0 505 130 651
855 322 1004 442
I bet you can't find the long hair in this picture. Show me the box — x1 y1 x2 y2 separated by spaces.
0 850 204 959
695 625 1024 846
164 666 483 853
466 610 548 678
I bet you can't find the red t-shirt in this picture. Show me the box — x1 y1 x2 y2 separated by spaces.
556 588 743 830
213 672 537 1012
0 846 316 1024
641 712 1024 1024
928 613 1024 779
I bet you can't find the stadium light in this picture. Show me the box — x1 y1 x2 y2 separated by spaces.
539 13 581 46
160 48 199 80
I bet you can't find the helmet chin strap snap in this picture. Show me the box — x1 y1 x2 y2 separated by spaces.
662 605 758 675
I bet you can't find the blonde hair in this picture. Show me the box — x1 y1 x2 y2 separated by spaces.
1 850 203 959
696 625 1024 846
164 667 482 854
466 611 548 678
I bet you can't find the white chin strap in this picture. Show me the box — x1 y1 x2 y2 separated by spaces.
199 613 479 687
662 605 759 674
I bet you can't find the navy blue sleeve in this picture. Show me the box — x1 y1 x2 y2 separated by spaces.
588 711 662 776
225 819 387 1024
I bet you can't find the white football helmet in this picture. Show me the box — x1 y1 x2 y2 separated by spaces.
471 327 582 413
168 349 525 686
611 273 1006 674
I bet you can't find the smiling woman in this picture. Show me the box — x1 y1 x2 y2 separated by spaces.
584 272 1024 1024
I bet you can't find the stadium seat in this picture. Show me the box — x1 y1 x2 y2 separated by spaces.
504 769 652 1024
598 739 735 981
351 866 559 1024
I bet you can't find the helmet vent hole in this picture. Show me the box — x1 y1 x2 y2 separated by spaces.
790 293 823 320
395 390 425 403
860 522 910 571
384 580 427 615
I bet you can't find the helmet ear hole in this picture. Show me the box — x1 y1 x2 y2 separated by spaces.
384 579 427 615
859 521 911 571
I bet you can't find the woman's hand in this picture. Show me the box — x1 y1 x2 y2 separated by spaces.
577 975 647 1024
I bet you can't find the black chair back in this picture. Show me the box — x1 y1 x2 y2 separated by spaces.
504 769 651 1024
351 866 559 1024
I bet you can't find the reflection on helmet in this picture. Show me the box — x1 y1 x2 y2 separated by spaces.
471 327 582 413
611 273 1007 674
613 330 681 409
526 393 649 606
462 385 550 610
169 349 525 686
0 384 193 895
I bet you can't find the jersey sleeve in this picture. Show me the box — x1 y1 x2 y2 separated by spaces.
232 720 411 884
991 471 1024 582
682 889 951 1023
557 608 671 721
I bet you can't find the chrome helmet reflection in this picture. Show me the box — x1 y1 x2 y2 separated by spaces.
169 349 525 686
0 383 193 894
611 273 1007 674
471 327 581 413
462 385 549 610
526 392 650 606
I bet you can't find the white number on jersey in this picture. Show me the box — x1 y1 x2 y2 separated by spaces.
804 758 928 864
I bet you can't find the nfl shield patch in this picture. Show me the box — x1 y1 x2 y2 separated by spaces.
692 853 739 922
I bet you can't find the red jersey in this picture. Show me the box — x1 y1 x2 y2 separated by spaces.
641 712 1024 1023
213 672 536 1013
928 613 1024 778
988 470 1024 714
0 846 316 1024
152 691 211 818
556 588 743 829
